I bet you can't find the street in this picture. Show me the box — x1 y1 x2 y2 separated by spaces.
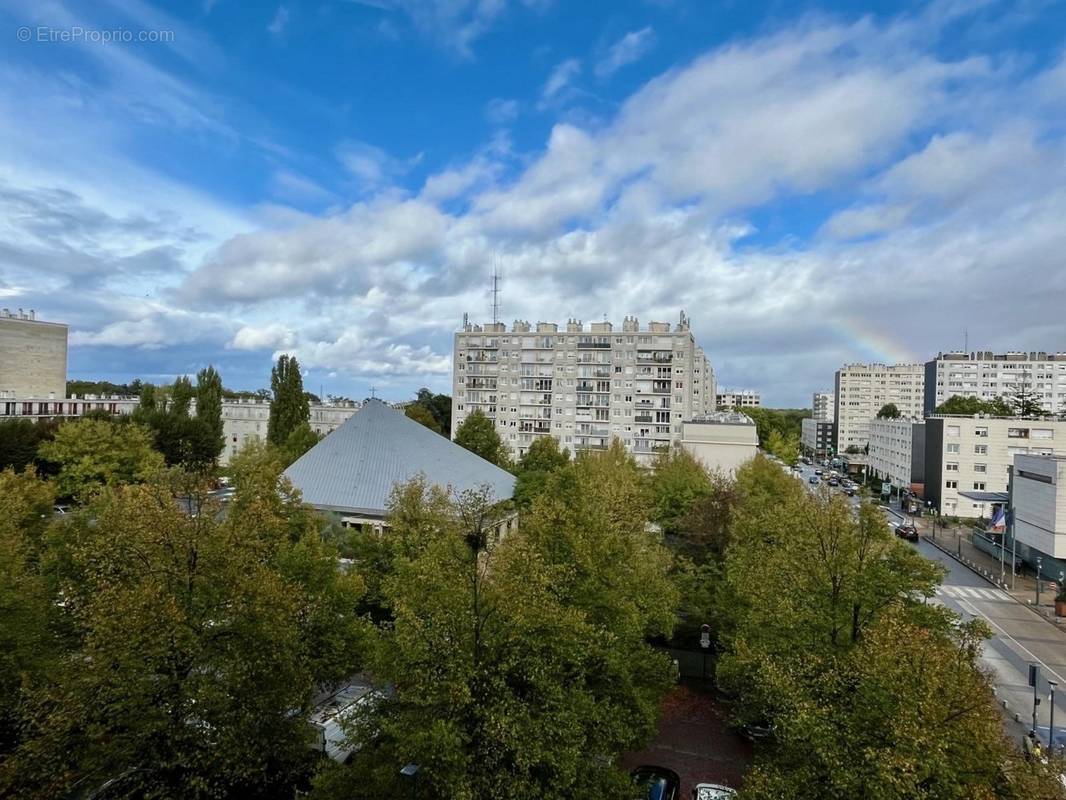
790 459 1066 749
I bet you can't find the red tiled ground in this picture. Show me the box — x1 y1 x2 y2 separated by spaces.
621 679 753 796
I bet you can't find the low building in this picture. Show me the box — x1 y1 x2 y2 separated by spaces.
1010 454 1066 577
812 391 835 423
284 398 516 531
868 417 925 495
680 412 759 476
800 418 835 461
716 389 760 409
0 309 68 401
924 415 1066 519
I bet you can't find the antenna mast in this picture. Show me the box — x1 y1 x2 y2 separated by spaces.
491 258 501 325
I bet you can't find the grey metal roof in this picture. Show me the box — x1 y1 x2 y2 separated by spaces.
957 490 1010 503
284 399 515 517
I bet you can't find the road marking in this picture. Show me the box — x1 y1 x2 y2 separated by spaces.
938 586 1010 602
954 598 1066 686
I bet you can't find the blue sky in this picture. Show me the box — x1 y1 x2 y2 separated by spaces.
2 0 1065 406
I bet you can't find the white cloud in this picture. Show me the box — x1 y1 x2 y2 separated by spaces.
595 27 656 78
230 323 296 351
485 97 519 125
268 5 289 35
541 58 581 102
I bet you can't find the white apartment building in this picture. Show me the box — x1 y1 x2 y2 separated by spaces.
1012 454 1066 569
0 309 68 400
716 389 760 409
868 417 925 492
451 315 716 466
924 351 1066 416
924 415 1066 518
834 363 924 452
812 391 834 422
680 412 758 476
0 394 360 466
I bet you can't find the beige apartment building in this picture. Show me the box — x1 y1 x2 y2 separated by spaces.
680 412 758 476
812 391 834 422
923 351 1066 416
716 389 760 409
924 415 1066 518
0 309 68 400
834 363 924 452
868 417 925 493
452 315 715 465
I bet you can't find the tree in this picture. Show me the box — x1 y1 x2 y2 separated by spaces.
0 419 59 472
876 402 901 419
740 408 810 450
513 435 570 508
279 421 322 466
138 382 158 412
649 447 713 534
170 375 194 417
1010 386 1046 417
935 396 1014 416
195 365 225 460
267 355 310 447
37 418 164 501
414 388 452 435
764 428 799 464
2 459 365 800
0 469 58 755
453 408 510 468
404 402 441 434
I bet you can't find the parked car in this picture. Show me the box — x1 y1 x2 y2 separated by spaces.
631 766 681 800
814 468 823 476
828 478 839 487
895 524 919 542
809 476 820 485
843 486 856 497
693 785 737 800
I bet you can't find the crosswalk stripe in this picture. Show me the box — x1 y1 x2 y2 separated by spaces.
936 586 1010 601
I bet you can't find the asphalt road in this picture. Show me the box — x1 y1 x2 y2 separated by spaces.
787 459 1066 748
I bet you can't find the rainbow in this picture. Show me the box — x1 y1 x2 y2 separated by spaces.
832 318 921 365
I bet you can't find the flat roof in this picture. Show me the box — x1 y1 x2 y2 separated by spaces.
957 491 1009 503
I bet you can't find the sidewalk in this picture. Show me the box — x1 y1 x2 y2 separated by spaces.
900 510 1066 628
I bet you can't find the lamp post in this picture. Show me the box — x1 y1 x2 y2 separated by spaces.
1050 681 1058 754
1036 556 1043 606
400 763 420 800
699 623 711 682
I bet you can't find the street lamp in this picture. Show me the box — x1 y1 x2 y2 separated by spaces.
1050 681 1058 755
699 623 711 681
1036 556 1043 606
400 763 420 800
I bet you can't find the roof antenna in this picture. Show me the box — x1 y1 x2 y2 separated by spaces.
964 327 969 354
491 255 501 325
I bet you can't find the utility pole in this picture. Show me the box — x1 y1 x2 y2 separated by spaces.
1036 555 1043 606
1051 681 1058 753
1030 664 1041 738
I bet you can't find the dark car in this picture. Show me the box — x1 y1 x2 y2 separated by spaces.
809 475 820 485
843 486 856 497
631 766 681 800
828 478 839 487
895 524 919 541
814 468 823 476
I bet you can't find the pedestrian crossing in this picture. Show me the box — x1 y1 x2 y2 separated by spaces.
934 585 1011 602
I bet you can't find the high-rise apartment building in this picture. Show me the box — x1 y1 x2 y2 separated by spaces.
716 389 760 409
452 315 715 465
812 391 835 422
923 351 1066 416
834 363 924 452
0 308 68 400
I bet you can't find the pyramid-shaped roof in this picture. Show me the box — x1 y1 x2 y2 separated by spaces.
284 399 515 517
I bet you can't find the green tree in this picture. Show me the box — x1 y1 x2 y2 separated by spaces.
1011 386 1046 417
764 428 799 463
170 375 194 416
740 407 810 450
0 469 59 755
513 435 570 508
876 402 901 419
404 402 441 433
138 382 158 412
267 355 310 447
0 419 59 472
414 387 452 434
279 421 322 466
453 408 510 468
649 447 713 534
37 418 164 501
2 460 365 800
195 365 225 459
935 396 1014 416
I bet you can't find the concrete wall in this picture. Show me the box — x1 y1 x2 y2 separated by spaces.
1013 455 1066 559
0 315 68 399
680 417 758 476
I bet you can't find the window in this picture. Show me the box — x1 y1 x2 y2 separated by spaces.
946 462 959 472
974 444 988 455
1032 428 1053 440
946 443 960 453
975 426 988 437
945 480 958 489
973 482 986 491
1008 428 1029 439
946 425 960 437
974 463 987 473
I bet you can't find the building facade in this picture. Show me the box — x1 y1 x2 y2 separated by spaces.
452 315 715 465
680 412 758 476
868 417 925 493
716 389 760 409
1011 454 1066 574
924 416 1066 518
924 351 1066 416
0 394 359 466
0 309 68 400
800 418 835 461
834 363 924 452
812 391 835 422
